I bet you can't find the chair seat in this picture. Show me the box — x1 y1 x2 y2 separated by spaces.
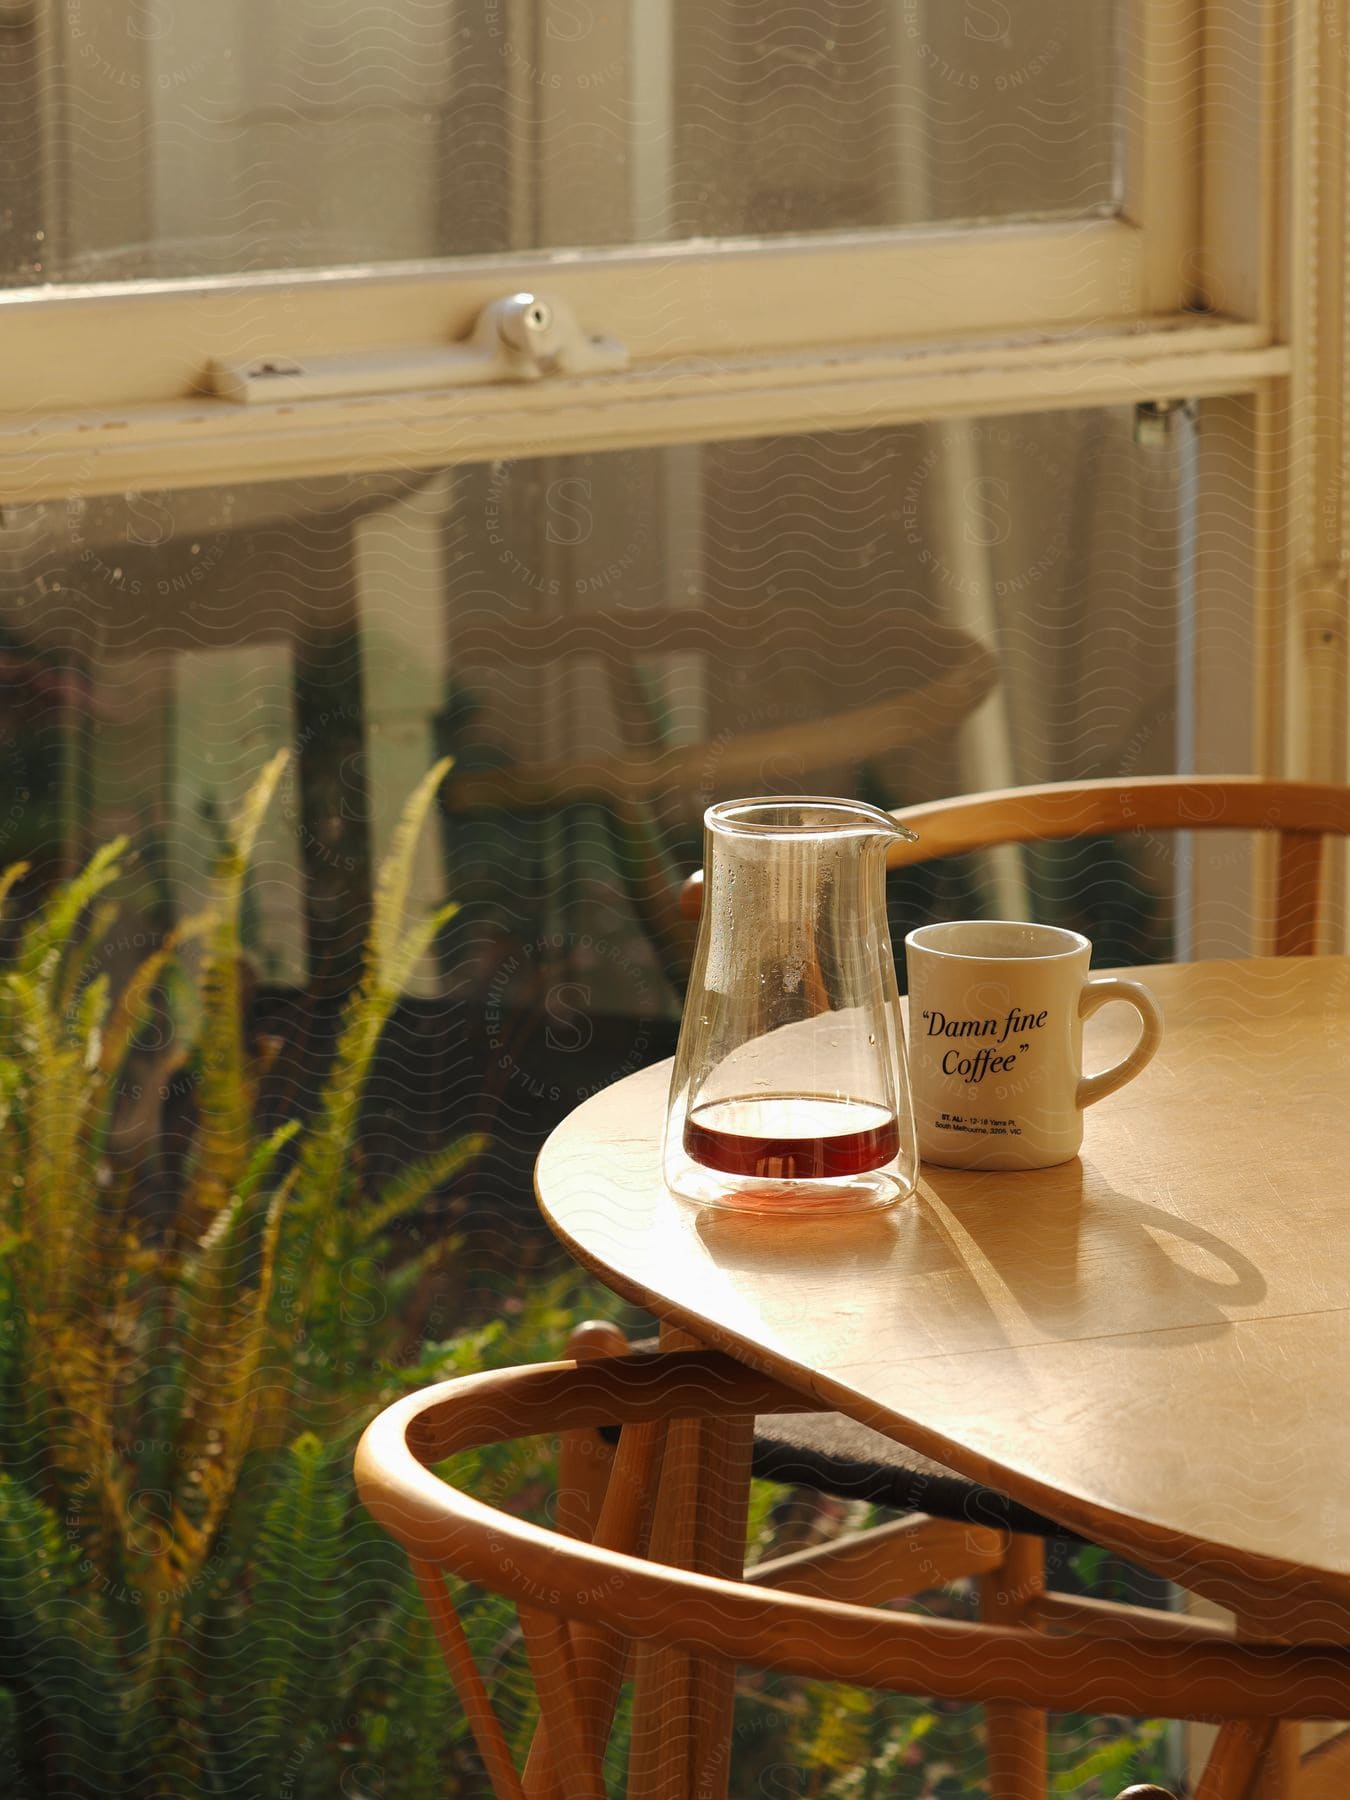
751 1408 1081 1540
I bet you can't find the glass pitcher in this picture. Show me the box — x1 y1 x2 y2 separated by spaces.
664 797 920 1215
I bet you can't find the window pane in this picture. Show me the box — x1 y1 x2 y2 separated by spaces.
4 1 1120 285
0 408 1228 1229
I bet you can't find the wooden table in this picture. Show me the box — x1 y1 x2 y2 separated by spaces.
537 957 1350 1787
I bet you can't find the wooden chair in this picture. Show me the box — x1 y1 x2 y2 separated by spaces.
442 613 994 816
354 1344 1350 1799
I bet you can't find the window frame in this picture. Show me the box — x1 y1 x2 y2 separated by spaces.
2 0 1211 490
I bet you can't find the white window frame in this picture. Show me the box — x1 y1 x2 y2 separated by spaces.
0 0 1342 925
0 0 1244 486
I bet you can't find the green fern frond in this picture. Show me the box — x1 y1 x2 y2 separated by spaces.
18 837 126 991
193 762 287 1215
0 1476 122 1792
377 898 458 1003
219 749 289 894
0 756 498 1790
291 828 454 1237
125 1625 210 1800
238 1433 344 1773
72 972 110 1072
175 1175 291 1584
286 988 379 1246
282 768 457 1327
96 911 208 1085
55 898 118 1025
818 1708 937 1796
0 861 30 920
365 1606 458 1800
371 756 450 972
6 969 98 1312
285 900 457 1273
359 1134 486 1242
83 934 200 1169
0 872 27 1063
236 1118 302 1205
192 930 254 1214
1051 1720 1166 1794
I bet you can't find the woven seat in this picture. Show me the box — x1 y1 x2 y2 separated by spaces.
750 1409 1079 1539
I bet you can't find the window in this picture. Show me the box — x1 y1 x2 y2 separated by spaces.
2 2 1343 1790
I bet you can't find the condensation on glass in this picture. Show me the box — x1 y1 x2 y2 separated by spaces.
2 1 1121 285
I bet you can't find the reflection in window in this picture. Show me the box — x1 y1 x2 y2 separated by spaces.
0 412 1196 1221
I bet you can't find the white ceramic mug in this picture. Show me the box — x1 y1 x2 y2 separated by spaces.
903 920 1164 1170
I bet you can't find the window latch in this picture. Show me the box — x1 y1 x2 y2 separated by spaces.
1133 398 1193 447
206 292 629 405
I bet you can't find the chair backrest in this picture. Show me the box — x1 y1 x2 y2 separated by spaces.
442 617 996 813
680 777 1350 956
440 616 998 993
354 1349 1350 1799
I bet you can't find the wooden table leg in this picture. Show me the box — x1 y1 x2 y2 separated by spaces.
627 1325 754 1800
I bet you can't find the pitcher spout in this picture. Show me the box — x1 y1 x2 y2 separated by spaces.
846 799 920 845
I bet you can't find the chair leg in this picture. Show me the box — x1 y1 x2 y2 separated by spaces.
525 1322 657 1799
1194 1723 1279 1800
687 1408 756 1800
558 1418 666 1771
1249 1725 1300 1799
411 1559 527 1800
979 1535 1047 1800
627 1323 755 1800
519 1607 608 1800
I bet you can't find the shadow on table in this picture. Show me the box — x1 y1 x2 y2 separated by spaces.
693 1160 1267 1353
911 1161 1267 1347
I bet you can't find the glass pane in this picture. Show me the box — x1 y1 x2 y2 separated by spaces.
0 409 1220 1175
4 0 1120 285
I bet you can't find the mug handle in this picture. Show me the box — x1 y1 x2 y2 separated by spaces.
1076 976 1164 1109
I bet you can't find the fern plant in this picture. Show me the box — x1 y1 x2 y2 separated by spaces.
0 753 493 1797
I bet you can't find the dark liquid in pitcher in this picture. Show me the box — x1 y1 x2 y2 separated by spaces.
683 1095 899 1180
